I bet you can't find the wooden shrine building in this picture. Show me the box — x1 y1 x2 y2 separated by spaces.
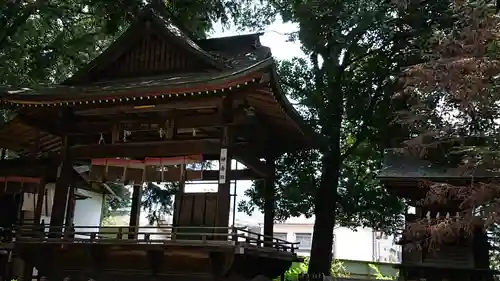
378 149 497 281
0 7 320 281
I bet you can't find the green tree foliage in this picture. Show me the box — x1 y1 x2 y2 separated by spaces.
0 0 264 87
368 264 397 280
0 0 456 274
101 183 131 219
1 0 141 86
100 182 176 225
276 258 350 281
141 182 177 224
237 0 456 274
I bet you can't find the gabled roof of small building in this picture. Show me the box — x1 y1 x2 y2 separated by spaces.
0 7 325 156
378 149 500 180
0 7 272 105
64 8 226 85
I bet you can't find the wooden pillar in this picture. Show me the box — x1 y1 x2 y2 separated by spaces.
25 175 45 281
33 135 46 225
64 183 76 230
172 164 186 229
0 252 7 281
50 143 73 232
61 119 75 230
50 110 74 234
217 97 233 228
128 184 142 239
22 258 33 281
263 156 276 246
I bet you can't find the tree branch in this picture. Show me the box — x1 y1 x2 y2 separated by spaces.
340 91 384 161
0 0 43 49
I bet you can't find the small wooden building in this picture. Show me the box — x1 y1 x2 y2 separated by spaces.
0 6 320 281
378 149 496 281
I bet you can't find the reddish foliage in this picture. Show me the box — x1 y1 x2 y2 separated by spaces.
396 1 500 248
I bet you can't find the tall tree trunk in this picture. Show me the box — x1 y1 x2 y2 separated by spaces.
308 67 343 274
308 152 340 275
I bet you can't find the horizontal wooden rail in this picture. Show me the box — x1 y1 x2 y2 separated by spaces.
11 224 298 253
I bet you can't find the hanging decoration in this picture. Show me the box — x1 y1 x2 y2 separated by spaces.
98 133 105 144
0 176 41 194
89 155 203 184
123 130 131 142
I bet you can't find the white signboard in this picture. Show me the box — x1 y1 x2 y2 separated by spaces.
219 148 228 184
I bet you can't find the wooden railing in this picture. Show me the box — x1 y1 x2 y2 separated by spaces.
10 224 299 253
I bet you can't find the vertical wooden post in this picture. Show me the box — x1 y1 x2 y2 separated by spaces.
167 119 183 229
63 122 76 230
22 258 33 281
128 184 142 239
34 176 46 224
32 129 40 159
217 96 233 229
64 184 76 230
172 164 186 229
99 191 106 223
0 251 7 281
31 129 43 220
50 110 74 235
165 118 176 140
263 156 276 246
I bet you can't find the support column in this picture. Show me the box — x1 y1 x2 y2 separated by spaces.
50 141 73 233
32 132 45 225
34 179 46 225
25 176 45 281
172 164 186 229
50 110 74 235
263 156 276 246
64 183 76 230
217 97 233 228
128 184 142 239
22 258 33 281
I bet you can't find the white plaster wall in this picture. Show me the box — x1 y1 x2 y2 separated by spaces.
22 183 55 217
21 183 104 229
73 189 104 232
261 222 376 261
334 227 374 261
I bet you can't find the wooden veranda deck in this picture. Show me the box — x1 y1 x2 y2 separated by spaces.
9 225 298 281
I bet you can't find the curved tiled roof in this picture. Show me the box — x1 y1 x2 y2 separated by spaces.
0 9 325 156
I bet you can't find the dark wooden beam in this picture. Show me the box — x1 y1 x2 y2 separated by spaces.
73 97 224 116
17 114 61 136
233 149 272 177
263 156 276 246
69 138 238 159
202 169 261 181
89 244 106 280
50 109 75 233
34 176 46 224
0 157 56 171
66 112 247 135
128 184 142 239
217 95 232 228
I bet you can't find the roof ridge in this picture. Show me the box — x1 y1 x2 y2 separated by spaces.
62 7 226 85
146 9 226 70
